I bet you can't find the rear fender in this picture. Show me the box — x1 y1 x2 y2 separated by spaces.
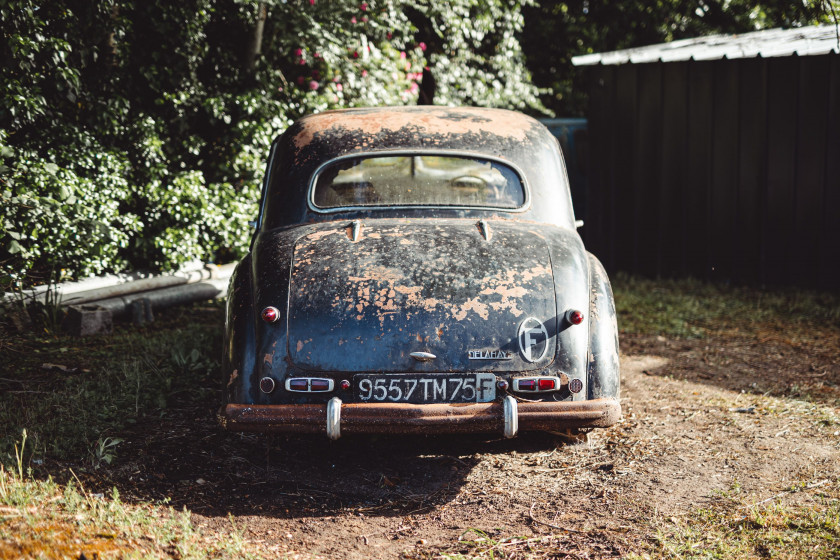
586 253 620 400
223 255 257 404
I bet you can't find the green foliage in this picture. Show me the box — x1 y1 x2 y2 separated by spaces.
0 0 547 288
523 0 839 115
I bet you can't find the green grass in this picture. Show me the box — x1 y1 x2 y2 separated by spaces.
0 304 222 466
639 481 840 560
612 273 840 339
0 459 261 559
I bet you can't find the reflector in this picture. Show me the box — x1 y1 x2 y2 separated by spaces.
538 378 556 391
259 377 276 393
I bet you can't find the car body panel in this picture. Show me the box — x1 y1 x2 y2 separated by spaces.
222 106 619 438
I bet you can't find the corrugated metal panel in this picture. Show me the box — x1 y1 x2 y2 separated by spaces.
573 24 840 66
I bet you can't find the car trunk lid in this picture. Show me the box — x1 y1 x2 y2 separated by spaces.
287 220 557 373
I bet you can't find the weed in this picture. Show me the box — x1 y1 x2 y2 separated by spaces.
89 436 123 469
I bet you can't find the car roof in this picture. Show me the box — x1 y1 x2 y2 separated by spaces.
260 107 576 230
291 106 541 153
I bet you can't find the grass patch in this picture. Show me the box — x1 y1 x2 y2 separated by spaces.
0 304 222 466
612 273 840 340
639 480 840 559
0 459 262 559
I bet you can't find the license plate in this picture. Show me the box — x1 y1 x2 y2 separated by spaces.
354 373 497 403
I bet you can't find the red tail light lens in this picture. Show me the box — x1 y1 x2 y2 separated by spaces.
310 379 331 392
538 378 556 391
288 378 308 391
261 306 280 323
517 379 537 391
340 380 351 390
566 309 584 325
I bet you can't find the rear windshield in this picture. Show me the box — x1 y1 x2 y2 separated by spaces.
311 155 525 209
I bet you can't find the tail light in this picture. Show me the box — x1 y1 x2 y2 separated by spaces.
285 378 335 392
513 377 560 393
261 306 280 323
565 309 584 325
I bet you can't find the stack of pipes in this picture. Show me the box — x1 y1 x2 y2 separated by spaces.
2 262 237 335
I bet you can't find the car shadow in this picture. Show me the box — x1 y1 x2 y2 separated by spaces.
94 400 575 520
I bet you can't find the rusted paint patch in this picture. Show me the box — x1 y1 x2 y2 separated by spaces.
292 107 534 150
285 219 560 372
227 369 239 388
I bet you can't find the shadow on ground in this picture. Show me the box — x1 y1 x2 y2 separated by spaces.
86 399 567 520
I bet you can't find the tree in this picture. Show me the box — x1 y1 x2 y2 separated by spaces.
0 0 546 288
523 0 838 116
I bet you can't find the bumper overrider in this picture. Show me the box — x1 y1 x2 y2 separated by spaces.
219 397 621 440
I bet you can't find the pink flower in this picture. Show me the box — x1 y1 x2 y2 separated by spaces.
360 2 368 10
361 16 368 22
309 80 319 90
409 82 419 94
350 16 357 24
399 51 406 59
336 83 343 91
309 0 315 4
294 48 303 57
387 31 392 39
352 51 359 58
299 59 306 65
314 52 321 59
419 42 427 51
361 69 368 77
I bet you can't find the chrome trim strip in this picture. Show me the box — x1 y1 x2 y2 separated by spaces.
478 219 492 241
326 397 341 440
409 351 437 361
306 150 532 215
503 395 518 439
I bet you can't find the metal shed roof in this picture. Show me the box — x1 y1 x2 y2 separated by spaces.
572 24 840 66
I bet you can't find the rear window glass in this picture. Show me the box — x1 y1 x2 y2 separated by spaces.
311 155 525 209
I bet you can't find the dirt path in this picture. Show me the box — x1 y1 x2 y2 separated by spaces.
91 334 839 559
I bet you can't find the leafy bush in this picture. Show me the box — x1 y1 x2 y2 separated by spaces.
0 0 547 290
0 129 139 284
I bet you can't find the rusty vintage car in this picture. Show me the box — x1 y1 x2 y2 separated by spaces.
220 106 620 439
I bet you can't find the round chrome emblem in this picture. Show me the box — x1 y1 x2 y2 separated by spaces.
517 317 549 363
